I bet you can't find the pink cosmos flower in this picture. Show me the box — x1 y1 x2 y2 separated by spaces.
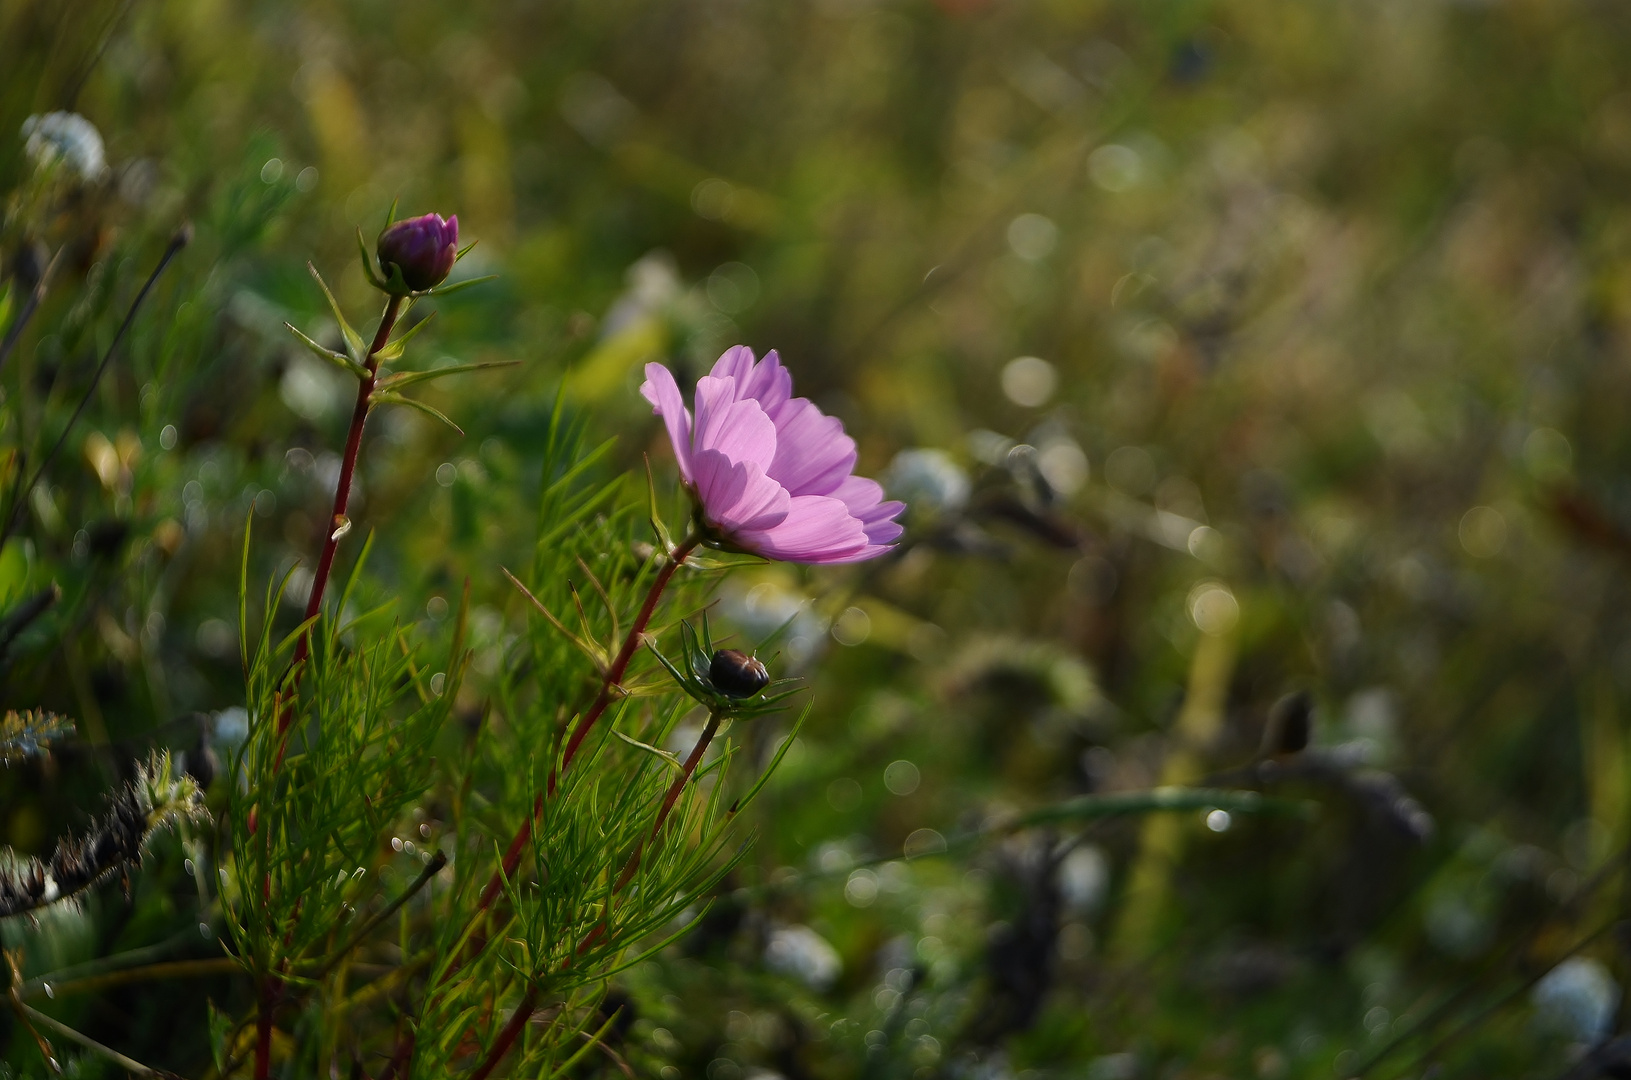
641 347 905 564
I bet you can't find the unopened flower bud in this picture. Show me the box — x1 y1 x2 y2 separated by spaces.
710 649 770 699
376 212 458 293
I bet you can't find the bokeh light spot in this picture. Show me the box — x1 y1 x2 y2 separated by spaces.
1458 506 1506 558
1188 581 1239 635
1007 213 1059 261
884 759 921 796
1001 355 1056 407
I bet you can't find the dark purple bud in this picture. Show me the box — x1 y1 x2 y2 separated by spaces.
710 649 770 699
376 212 458 293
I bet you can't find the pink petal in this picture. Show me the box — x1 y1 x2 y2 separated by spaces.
710 345 794 415
766 398 857 496
735 494 869 563
809 543 898 564
831 475 906 545
693 375 778 470
691 450 791 533
640 363 693 482
738 348 792 414
709 346 757 390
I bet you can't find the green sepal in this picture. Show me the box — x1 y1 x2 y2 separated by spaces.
284 321 368 380
455 239 479 261
384 196 399 231
648 642 693 695
374 359 518 390
372 311 438 363
419 274 497 299
647 615 803 719
369 391 464 436
356 227 387 291
680 549 763 572
307 263 366 363
680 617 709 683
357 225 415 296
645 456 676 554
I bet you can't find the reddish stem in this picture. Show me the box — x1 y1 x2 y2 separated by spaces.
567 709 722 965
258 295 402 1080
613 708 722 894
466 985 539 1080
276 294 404 751
552 534 701 791
417 533 700 1060
473 536 699 912
254 979 275 1080
476 793 541 911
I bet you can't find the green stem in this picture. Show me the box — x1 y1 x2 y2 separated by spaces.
17 998 176 1077
21 958 237 1000
314 850 445 979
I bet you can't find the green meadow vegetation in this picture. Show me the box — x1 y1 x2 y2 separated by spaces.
3 1 1631 1077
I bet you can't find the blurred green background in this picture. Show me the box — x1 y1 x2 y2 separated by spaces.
7 0 1631 1076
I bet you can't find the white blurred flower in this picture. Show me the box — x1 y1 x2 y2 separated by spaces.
765 924 841 990
883 448 970 516
1533 957 1620 1042
212 707 249 749
601 252 681 338
716 580 829 668
1059 845 1108 912
22 111 107 181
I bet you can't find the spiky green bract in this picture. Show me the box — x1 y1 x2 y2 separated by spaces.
648 614 804 719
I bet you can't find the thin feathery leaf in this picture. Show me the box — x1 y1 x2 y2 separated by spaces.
420 274 497 299
370 391 464 435
285 321 367 379
307 263 366 362
501 567 606 670
371 310 439 363
356 226 388 291
611 730 682 771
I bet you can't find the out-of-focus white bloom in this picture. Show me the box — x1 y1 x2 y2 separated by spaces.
1059 845 1108 912
1087 1053 1139 1080
601 252 681 338
212 707 249 749
22 112 107 181
765 924 841 990
717 579 829 668
883 448 970 516
1533 956 1620 1042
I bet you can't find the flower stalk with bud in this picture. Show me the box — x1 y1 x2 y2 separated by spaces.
277 207 504 746
248 206 501 1080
